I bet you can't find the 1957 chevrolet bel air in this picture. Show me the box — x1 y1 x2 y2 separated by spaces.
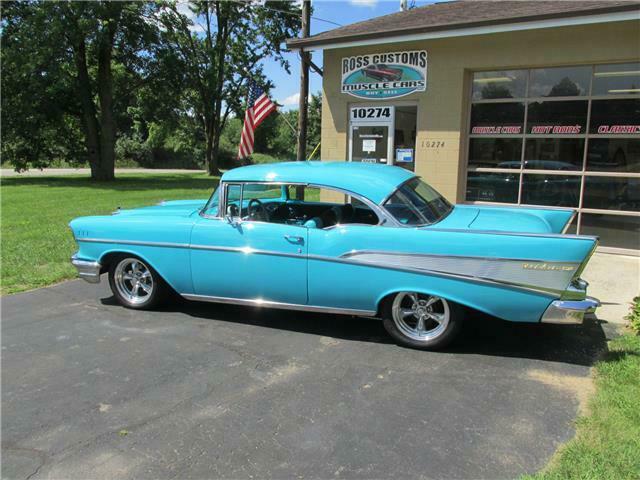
70 161 599 349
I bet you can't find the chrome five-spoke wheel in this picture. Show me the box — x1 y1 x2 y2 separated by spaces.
383 291 463 350
109 256 165 309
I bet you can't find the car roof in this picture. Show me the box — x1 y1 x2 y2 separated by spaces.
221 161 416 204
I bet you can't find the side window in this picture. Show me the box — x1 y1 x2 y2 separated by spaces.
225 184 242 217
287 186 379 228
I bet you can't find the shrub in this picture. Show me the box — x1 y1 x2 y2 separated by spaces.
626 296 640 334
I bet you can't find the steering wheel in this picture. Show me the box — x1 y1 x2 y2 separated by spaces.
247 198 268 221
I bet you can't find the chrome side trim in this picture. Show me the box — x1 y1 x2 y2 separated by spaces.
340 249 580 265
190 244 305 260
540 297 600 324
420 227 599 242
181 294 376 317
337 250 579 295
71 255 102 284
77 238 191 249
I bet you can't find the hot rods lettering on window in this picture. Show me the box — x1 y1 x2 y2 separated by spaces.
70 162 599 350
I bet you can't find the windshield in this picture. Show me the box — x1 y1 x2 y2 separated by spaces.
383 178 452 226
202 186 220 216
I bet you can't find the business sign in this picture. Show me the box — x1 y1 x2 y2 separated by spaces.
342 50 427 100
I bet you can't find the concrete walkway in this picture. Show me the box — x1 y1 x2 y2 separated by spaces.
584 252 640 326
1 168 205 177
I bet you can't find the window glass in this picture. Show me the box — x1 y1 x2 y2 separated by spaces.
589 99 640 134
285 186 378 227
465 172 519 203
225 184 242 217
529 66 591 97
580 214 640 250
524 138 584 170
287 185 321 202
587 138 640 173
384 178 452 225
243 183 284 200
521 174 580 207
202 186 220 216
592 63 640 96
470 103 525 134
468 138 522 169
471 70 527 100
527 100 588 134
583 177 640 212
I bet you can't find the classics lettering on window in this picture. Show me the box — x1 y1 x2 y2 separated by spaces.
589 99 640 135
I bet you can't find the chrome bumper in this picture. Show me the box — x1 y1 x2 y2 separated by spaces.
71 255 102 284
541 296 600 324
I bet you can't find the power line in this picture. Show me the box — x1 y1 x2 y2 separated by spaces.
259 5 343 27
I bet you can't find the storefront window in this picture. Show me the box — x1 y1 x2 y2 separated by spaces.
466 63 640 251
586 138 640 173
529 66 591 97
589 99 640 134
583 177 640 212
471 70 527 101
527 100 588 134
470 103 525 134
592 62 640 96
468 138 522 169
524 138 584 170
580 214 640 250
465 172 519 203
521 174 581 207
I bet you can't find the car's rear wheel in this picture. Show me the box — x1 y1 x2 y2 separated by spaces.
108 257 165 309
382 292 463 350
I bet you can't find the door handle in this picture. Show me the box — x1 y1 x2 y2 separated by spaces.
284 235 304 244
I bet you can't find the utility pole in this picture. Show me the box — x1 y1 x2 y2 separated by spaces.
296 0 311 162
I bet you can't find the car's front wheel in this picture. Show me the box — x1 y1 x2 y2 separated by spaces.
108 256 166 309
382 292 463 350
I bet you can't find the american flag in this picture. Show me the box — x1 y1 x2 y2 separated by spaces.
237 82 277 159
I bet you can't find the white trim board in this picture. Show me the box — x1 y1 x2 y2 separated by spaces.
293 11 639 51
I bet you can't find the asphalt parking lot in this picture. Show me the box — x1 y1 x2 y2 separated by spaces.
2 279 608 479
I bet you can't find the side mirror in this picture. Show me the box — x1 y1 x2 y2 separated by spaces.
225 205 240 226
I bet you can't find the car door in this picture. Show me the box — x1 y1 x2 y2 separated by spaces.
190 182 308 305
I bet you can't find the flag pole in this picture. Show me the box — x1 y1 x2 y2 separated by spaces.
276 105 298 136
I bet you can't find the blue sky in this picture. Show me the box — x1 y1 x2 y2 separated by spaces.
261 0 436 109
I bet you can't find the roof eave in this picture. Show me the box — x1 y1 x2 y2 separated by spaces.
286 4 640 50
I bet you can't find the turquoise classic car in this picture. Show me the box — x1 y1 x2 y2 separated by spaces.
70 162 599 350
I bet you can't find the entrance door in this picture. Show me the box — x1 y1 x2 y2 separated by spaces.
349 106 394 165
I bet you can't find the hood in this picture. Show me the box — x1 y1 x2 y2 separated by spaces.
113 199 208 218
431 204 574 234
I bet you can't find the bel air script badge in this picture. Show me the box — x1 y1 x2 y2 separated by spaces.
522 263 574 271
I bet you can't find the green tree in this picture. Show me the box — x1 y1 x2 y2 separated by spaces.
1 1 161 180
155 1 301 175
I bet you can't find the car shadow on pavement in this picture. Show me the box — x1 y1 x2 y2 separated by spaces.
102 295 608 367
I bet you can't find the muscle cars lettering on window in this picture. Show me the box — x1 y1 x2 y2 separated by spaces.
341 50 427 100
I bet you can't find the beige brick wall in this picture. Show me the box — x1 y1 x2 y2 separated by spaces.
320 20 640 202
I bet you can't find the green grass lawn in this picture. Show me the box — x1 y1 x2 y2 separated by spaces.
1 173 217 294
524 333 640 480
